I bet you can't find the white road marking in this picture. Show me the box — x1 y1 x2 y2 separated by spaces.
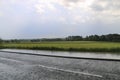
38 65 103 78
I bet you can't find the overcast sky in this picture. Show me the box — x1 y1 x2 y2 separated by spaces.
0 0 120 39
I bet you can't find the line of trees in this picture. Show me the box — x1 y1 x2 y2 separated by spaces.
2 34 120 43
84 34 120 42
66 34 120 42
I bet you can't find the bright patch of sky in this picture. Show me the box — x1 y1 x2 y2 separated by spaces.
0 0 120 39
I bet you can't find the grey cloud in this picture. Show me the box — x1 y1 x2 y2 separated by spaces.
91 0 120 11
65 0 82 3
58 0 87 10
89 0 120 20
91 5 104 11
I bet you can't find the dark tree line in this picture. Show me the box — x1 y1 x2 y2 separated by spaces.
84 34 120 42
65 36 83 41
2 34 120 43
3 38 65 43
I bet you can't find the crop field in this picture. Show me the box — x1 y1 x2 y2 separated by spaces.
2 41 120 52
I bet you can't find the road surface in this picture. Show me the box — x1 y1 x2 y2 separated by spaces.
0 51 120 80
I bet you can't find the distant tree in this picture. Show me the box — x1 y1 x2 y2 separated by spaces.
100 35 106 41
0 38 2 43
105 34 120 42
84 35 99 41
66 36 83 41
84 34 120 42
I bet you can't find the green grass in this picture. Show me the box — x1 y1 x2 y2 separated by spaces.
2 41 120 52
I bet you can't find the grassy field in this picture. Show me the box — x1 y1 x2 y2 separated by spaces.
2 41 120 52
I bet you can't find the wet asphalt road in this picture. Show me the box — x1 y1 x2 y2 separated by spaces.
0 52 120 80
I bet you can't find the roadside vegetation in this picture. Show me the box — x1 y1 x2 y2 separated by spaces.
1 34 120 52
0 38 3 48
2 41 120 52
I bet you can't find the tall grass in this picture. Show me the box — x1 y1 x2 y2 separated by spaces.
2 41 120 52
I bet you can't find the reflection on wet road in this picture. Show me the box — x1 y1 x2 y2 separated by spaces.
0 51 120 80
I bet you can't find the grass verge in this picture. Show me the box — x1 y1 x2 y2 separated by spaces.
2 41 120 53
